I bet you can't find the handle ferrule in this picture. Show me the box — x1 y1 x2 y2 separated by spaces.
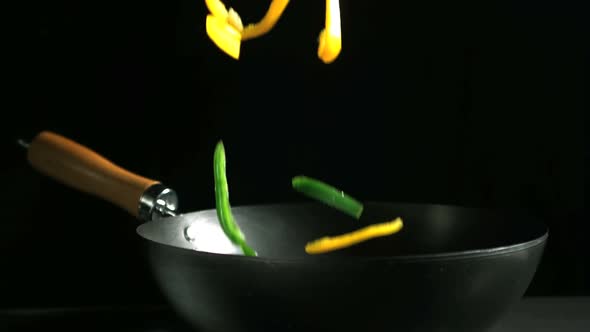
138 183 178 221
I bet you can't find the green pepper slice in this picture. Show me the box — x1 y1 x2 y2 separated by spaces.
292 175 364 219
213 141 256 256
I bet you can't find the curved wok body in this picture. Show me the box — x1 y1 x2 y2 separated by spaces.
139 203 547 332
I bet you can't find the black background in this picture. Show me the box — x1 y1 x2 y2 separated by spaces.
2 0 586 309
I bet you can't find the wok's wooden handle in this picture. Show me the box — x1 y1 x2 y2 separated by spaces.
27 131 159 218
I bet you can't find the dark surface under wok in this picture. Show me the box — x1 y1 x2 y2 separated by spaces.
2 297 588 332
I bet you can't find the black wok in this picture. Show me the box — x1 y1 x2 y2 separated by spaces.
25 131 548 332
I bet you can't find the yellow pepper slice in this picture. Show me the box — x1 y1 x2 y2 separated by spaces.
206 14 242 60
205 0 229 20
305 218 404 254
204 0 244 59
205 0 289 59
241 0 290 41
204 0 341 63
318 0 342 63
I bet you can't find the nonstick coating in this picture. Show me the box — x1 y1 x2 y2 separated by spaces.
137 202 547 332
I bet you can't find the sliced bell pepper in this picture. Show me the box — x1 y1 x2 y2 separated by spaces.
317 0 342 63
206 14 242 60
241 0 290 41
204 0 341 63
305 218 404 254
292 175 363 219
213 140 257 256
204 0 244 59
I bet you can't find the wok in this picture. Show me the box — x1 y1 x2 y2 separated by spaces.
25 131 548 332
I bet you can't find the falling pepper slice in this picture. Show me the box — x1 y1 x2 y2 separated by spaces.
317 0 342 63
204 0 244 59
305 218 404 254
204 0 341 63
204 0 289 59
205 0 230 19
292 175 363 219
206 14 242 60
213 141 257 256
241 0 290 41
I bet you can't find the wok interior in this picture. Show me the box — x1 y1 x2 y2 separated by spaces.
138 202 547 259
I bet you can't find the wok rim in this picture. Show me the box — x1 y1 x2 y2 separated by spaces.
137 201 549 264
